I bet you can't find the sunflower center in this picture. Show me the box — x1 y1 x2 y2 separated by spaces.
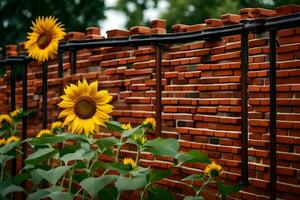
74 96 97 119
37 32 52 49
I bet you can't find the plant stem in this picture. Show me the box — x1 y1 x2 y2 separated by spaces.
115 136 123 162
196 176 212 197
74 188 84 197
140 183 151 200
135 146 140 165
68 167 73 192
82 191 86 199
116 192 121 200
0 165 4 181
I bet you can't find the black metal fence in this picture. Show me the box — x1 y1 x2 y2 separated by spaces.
1 12 300 200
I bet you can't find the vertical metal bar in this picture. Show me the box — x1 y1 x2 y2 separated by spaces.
22 61 28 164
10 64 16 177
241 31 249 186
58 49 64 78
269 30 277 200
10 65 16 111
42 61 48 129
155 45 163 136
70 48 77 74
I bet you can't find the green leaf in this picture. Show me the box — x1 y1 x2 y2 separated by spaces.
176 150 211 164
25 147 58 165
0 142 19 154
47 191 73 200
80 175 118 199
82 150 96 161
183 196 204 200
98 187 118 200
115 174 147 191
0 182 23 198
30 169 43 186
146 187 174 200
122 125 143 137
0 155 14 166
144 138 179 157
182 174 205 181
148 169 172 184
59 144 81 157
27 186 64 200
60 149 86 165
36 166 71 185
96 136 118 152
12 172 30 185
27 135 65 146
216 182 243 200
105 121 124 132
58 133 95 144
72 171 88 183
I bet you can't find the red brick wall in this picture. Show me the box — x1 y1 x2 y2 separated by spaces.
1 4 300 200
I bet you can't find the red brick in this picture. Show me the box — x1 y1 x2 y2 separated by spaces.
67 32 85 40
151 28 166 34
106 29 130 38
151 19 166 29
130 26 151 35
171 24 188 33
86 26 100 35
204 19 224 28
240 8 276 19
185 24 206 32
221 14 241 25
275 4 300 16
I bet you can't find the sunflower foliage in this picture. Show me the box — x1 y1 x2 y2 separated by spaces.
0 108 31 199
1 80 242 199
3 118 243 200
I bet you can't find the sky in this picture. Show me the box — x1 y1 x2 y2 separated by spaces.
100 0 168 36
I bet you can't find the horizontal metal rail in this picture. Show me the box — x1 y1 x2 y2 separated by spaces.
58 13 300 50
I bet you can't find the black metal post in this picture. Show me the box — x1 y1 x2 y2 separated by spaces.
42 61 48 129
10 65 16 111
155 45 163 136
70 48 77 74
240 30 249 186
58 49 64 78
269 30 277 200
22 61 27 164
10 64 16 177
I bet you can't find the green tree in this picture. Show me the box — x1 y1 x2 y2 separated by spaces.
0 0 106 49
114 0 299 31
114 0 159 28
160 0 239 29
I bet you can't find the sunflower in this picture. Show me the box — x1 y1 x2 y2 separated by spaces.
143 117 156 130
0 138 6 146
51 121 63 133
58 79 113 136
5 136 20 144
204 161 223 177
36 129 53 138
123 157 137 169
121 122 132 130
0 114 12 127
133 134 147 145
25 16 66 62
10 108 21 118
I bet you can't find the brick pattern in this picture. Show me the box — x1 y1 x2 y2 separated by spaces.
1 5 300 200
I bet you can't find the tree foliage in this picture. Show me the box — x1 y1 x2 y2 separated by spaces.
0 0 106 48
114 0 300 31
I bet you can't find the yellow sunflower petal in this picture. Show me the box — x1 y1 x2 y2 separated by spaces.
58 79 113 135
25 16 66 62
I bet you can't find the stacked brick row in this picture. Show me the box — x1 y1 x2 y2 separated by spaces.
0 4 300 200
